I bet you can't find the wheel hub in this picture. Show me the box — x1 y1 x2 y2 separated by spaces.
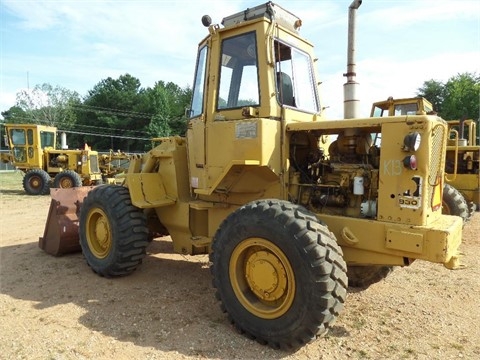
94 218 109 248
245 250 286 301
30 177 40 188
60 178 73 188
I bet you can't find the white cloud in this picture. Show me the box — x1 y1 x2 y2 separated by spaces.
321 50 480 119
0 91 17 116
2 0 61 30
363 0 479 28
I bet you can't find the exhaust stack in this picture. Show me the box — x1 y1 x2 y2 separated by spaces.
60 132 68 149
343 0 362 119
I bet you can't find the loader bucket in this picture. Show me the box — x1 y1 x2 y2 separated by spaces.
39 186 94 256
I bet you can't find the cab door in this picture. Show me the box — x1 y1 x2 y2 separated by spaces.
187 44 209 190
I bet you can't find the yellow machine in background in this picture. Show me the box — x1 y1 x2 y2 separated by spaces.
40 2 464 351
371 96 479 220
445 118 479 211
1 123 102 195
1 124 133 194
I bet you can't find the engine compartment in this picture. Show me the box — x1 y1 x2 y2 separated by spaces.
289 131 381 218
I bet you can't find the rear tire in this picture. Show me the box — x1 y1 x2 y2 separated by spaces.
79 185 149 277
347 266 393 288
23 169 51 195
210 199 347 350
53 170 83 189
442 184 469 223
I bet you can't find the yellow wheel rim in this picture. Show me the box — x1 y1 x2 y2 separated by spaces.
30 176 41 189
86 208 112 259
59 177 73 188
229 238 295 319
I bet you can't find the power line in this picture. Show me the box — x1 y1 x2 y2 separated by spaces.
1 121 152 141
2 115 145 136
59 129 151 141
2 112 186 136
71 104 154 119
62 121 150 136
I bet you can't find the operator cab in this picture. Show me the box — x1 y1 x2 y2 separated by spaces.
371 97 434 117
189 2 321 123
4 124 56 165
186 2 323 195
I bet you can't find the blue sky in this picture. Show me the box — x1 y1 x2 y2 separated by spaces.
1 0 479 120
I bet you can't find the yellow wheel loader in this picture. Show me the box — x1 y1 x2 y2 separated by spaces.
40 1 464 350
371 96 479 221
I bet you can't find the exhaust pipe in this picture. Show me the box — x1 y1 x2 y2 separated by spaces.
60 132 69 149
343 0 362 119
459 116 466 140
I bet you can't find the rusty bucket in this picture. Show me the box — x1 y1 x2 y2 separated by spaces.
39 187 94 256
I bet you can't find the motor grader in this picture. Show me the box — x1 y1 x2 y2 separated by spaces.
371 96 479 221
39 1 464 351
97 149 131 181
1 123 103 195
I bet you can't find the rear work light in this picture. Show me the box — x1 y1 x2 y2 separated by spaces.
403 155 417 170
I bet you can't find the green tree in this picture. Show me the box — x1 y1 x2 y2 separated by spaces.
0 106 28 124
74 74 152 151
417 72 480 120
146 81 191 139
442 73 480 120
416 79 445 114
14 83 80 127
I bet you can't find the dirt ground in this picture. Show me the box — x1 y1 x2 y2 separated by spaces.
1 171 479 360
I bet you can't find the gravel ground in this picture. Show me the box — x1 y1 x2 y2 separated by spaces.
1 171 479 359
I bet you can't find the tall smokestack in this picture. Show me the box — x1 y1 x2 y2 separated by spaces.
343 0 362 119
61 132 68 149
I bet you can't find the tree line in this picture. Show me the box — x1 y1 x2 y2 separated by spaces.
1 74 192 152
416 72 479 121
1 72 478 152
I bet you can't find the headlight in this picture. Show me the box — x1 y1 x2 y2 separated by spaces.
403 132 421 151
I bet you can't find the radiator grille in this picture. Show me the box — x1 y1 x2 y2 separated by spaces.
428 124 445 207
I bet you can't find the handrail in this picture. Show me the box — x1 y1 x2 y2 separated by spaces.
445 129 458 182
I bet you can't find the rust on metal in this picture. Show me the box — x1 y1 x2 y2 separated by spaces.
39 187 94 256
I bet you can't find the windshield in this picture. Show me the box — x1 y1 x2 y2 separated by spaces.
10 129 26 145
217 31 259 110
190 45 208 118
372 105 387 117
40 131 55 147
394 103 418 115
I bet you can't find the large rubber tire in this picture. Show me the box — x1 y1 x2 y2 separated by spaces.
79 185 149 277
210 199 347 350
53 170 83 189
23 169 51 195
442 184 469 223
347 266 393 288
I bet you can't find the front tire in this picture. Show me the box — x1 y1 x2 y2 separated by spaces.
53 170 83 189
210 199 347 350
79 185 149 277
23 169 51 195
